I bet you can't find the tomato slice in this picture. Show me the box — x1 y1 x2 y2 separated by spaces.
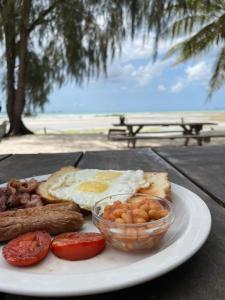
51 232 105 260
2 231 51 267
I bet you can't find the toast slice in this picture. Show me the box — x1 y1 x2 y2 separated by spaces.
137 172 171 200
37 167 171 204
37 166 77 202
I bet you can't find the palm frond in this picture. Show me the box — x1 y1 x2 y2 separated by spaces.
208 46 225 98
165 13 225 63
162 14 209 39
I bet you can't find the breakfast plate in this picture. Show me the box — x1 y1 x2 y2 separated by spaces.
0 175 211 297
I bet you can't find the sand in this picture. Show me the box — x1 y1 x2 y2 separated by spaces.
0 111 225 154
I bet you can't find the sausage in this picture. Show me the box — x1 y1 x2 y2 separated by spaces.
0 202 84 242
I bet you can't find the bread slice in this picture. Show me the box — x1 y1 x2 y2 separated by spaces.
37 166 77 201
137 172 171 200
37 168 171 204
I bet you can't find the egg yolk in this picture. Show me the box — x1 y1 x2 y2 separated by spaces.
78 181 108 193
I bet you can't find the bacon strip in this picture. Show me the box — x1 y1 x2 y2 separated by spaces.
0 179 43 211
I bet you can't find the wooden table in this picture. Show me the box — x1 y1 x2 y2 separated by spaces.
0 146 224 300
113 122 217 147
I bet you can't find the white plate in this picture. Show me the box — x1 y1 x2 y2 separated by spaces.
0 175 211 297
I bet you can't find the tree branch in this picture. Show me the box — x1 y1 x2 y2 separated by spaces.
28 0 60 33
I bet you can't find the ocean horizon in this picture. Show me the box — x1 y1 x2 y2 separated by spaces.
1 108 225 119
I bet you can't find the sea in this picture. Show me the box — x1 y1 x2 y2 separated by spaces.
1 107 225 119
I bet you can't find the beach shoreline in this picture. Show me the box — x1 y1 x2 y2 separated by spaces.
0 111 225 154
1 111 225 134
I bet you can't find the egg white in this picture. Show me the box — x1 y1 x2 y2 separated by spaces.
48 169 149 211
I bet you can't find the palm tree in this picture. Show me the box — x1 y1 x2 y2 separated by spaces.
160 0 225 98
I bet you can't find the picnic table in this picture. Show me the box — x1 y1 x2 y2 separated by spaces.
0 146 224 300
111 121 218 147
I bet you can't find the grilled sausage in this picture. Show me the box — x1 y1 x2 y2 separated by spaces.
0 202 84 242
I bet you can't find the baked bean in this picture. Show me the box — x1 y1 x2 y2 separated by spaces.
102 196 168 224
120 203 128 210
113 208 125 218
121 212 132 223
149 199 164 210
99 195 171 252
103 211 116 221
127 203 133 209
140 203 150 212
115 218 125 224
160 209 168 218
130 201 142 209
104 204 112 211
148 209 167 220
134 217 146 224
132 208 148 220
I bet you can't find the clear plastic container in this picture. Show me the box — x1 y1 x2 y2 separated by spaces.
92 193 175 252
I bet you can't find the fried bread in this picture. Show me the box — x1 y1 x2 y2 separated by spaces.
37 167 171 208
37 166 77 201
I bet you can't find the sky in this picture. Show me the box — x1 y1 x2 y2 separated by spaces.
2 34 225 114
45 35 225 114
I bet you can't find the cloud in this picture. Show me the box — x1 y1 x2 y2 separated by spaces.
100 56 170 88
171 82 184 93
111 33 185 65
157 84 166 92
186 61 209 81
91 31 187 89
106 63 135 83
132 60 169 87
120 37 154 62
102 33 184 87
95 34 195 89
170 60 211 93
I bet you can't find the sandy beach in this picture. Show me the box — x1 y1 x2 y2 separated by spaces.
0 111 225 154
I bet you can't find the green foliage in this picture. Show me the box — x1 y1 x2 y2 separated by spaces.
209 46 225 97
1 0 174 113
2 0 223 116
160 0 225 97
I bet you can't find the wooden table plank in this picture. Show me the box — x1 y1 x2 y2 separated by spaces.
113 122 216 126
0 152 83 183
76 149 225 300
0 155 11 162
154 145 225 206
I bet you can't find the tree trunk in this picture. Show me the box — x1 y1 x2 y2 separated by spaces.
12 0 33 136
3 0 33 136
2 1 16 136
9 117 33 135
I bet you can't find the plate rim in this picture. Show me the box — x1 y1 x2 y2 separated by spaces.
0 175 212 297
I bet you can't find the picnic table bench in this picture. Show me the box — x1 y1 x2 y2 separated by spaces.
108 121 221 147
0 146 224 299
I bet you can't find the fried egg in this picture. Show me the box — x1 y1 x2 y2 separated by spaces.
48 169 149 211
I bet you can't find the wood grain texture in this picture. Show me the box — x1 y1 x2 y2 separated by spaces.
0 152 82 183
0 155 11 162
154 145 225 206
77 149 225 300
